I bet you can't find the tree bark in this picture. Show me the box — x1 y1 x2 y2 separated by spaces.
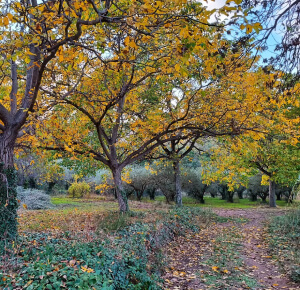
173 160 182 207
136 190 143 201
269 180 277 208
112 168 128 212
248 190 258 201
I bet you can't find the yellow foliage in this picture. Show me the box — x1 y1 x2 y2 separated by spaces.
68 182 91 198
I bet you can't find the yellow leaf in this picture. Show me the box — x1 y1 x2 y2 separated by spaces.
7 13 13 21
175 63 181 72
3 17 9 26
129 40 138 49
124 36 130 46
23 204 28 209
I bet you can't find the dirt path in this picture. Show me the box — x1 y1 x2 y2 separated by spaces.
163 208 299 290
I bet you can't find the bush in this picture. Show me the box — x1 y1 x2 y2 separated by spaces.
17 187 54 210
68 182 90 198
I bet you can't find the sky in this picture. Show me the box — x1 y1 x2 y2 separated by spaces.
203 0 283 63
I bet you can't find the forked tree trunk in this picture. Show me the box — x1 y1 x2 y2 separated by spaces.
173 160 182 207
112 168 128 212
269 180 277 208
0 134 18 242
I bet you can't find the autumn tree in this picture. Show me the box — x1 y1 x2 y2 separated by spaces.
20 0 270 214
31 0 245 212
2 0 200 240
203 88 300 207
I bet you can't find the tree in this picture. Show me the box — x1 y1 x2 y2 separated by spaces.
153 134 201 207
127 166 153 201
31 0 252 212
205 131 300 207
182 168 207 204
1 0 188 240
22 0 271 214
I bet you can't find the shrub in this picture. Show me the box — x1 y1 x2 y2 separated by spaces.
17 187 54 210
68 182 90 198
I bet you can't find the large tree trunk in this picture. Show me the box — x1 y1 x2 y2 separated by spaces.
269 180 277 208
173 160 182 207
0 134 18 242
112 168 129 212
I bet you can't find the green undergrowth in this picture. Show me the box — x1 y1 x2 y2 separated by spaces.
0 207 213 289
200 225 260 289
267 208 300 283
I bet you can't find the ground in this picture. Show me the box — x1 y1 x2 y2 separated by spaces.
163 208 299 290
15 196 300 289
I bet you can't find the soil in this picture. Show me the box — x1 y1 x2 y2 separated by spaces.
163 208 300 290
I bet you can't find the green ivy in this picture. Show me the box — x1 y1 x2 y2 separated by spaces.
0 163 18 246
0 207 211 289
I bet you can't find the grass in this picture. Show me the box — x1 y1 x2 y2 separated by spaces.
146 195 293 209
17 194 297 235
18 196 168 235
51 195 106 205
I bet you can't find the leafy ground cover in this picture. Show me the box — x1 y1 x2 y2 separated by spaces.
0 206 214 289
1 196 300 289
